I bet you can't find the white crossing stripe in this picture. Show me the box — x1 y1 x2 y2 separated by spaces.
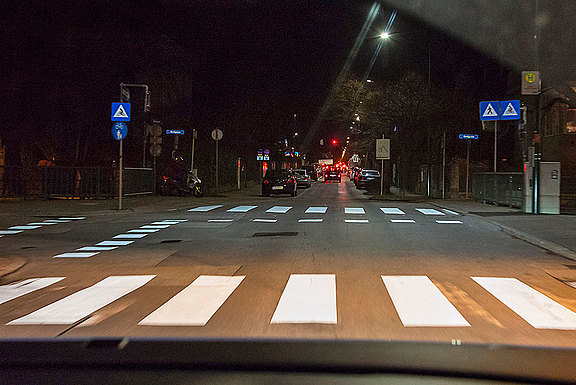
0 230 23 235
140 225 170 229
390 219 415 223
382 276 470 327
8 275 155 325
344 219 369 223
151 222 175 225
345 208 365 214
188 205 223 212
416 208 445 215
76 246 117 251
380 208 405 215
298 219 323 223
58 217 86 220
305 206 328 214
96 240 134 246
53 252 99 258
252 219 278 223
472 277 576 329
128 229 160 233
113 233 148 239
27 222 57 226
227 205 258 213
9 225 41 230
139 275 245 326
436 220 463 224
266 206 292 214
271 274 337 324
0 278 65 305
441 209 459 215
44 219 70 223
165 219 188 222
207 219 233 223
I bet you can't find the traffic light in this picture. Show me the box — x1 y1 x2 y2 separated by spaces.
331 139 337 145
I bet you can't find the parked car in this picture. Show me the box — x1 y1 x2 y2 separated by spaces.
352 168 363 185
355 169 380 189
292 169 312 188
262 169 298 197
301 165 318 181
324 166 341 183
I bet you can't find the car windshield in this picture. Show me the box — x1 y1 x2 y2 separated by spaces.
2 1 576 379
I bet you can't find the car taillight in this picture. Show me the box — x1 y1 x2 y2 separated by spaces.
263 180 269 184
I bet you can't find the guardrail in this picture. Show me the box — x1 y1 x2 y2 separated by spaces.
472 172 523 208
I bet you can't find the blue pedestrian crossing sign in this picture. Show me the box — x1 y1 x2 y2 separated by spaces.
500 100 520 120
111 103 131 122
479 101 499 121
112 122 128 140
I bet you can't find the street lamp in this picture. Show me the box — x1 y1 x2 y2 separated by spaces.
380 31 390 40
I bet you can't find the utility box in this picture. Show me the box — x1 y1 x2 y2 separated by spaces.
522 162 533 213
539 162 560 214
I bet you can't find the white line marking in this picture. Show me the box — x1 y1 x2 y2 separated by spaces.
271 274 337 324
298 219 323 223
96 240 134 246
0 278 65 305
0 230 24 235
472 277 576 329
207 219 234 223
76 246 118 251
227 205 258 213
128 229 160 233
188 205 223 212
382 276 470 327
305 206 328 214
59 217 86 220
266 206 292 214
113 233 148 239
139 275 245 326
44 219 70 223
9 226 41 230
252 219 278 223
344 219 369 223
380 208 406 215
8 275 155 325
416 208 445 216
151 222 175 225
53 252 99 258
436 220 463 224
27 222 57 226
390 219 416 223
140 225 170 229
345 208 365 214
441 209 459 215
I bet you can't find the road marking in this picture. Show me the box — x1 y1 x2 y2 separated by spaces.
140 225 170 229
207 219 234 223
380 208 405 215
76 246 118 251
151 222 175 225
416 208 445 215
344 219 369 223
0 230 23 235
266 206 292 214
188 205 223 212
252 219 278 223
472 277 576 329
128 229 160 233
164 219 188 222
390 219 416 223
305 206 328 214
53 252 99 258
113 233 148 239
345 208 365 214
436 220 463 224
0 278 65 305
8 275 155 325
227 205 258 213
9 225 41 230
59 217 86 220
96 240 134 246
44 219 70 223
298 219 323 223
382 276 470 327
139 275 245 326
271 274 337 324
27 222 57 226
441 209 459 215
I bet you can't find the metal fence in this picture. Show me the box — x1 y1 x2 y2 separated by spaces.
472 172 523 208
123 168 154 196
42 167 115 198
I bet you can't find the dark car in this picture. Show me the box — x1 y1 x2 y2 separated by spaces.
356 169 380 189
324 166 341 183
262 169 298 197
301 165 318 181
292 169 311 188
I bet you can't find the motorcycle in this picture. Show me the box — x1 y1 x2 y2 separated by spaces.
159 171 204 197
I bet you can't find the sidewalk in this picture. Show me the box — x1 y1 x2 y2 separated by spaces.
432 199 576 260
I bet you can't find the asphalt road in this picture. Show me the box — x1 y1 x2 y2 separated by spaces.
2 178 576 347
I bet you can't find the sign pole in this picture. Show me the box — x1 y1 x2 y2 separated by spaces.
238 158 241 190
215 139 219 196
466 140 470 199
442 131 446 199
494 121 498 173
119 139 123 210
190 130 196 172
380 158 384 196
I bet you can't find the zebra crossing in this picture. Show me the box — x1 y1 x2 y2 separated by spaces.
3 273 576 330
0 217 85 238
188 204 462 225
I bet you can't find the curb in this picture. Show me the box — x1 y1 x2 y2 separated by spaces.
0 258 27 278
430 202 576 262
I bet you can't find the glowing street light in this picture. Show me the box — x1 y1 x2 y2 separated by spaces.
380 31 390 39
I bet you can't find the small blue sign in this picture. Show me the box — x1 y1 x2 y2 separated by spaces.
166 130 185 135
459 134 479 140
479 101 499 121
111 103 131 122
112 122 128 140
500 100 521 120
264 149 270 155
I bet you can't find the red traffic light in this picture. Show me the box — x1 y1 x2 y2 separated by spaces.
331 139 337 145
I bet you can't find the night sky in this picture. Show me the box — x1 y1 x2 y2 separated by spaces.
2 0 513 169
